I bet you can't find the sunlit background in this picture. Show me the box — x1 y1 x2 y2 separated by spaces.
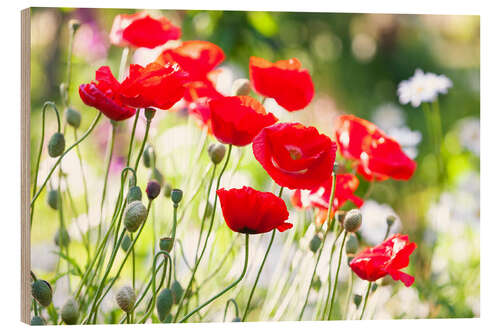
30 8 479 321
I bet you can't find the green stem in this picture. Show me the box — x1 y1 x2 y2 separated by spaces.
126 110 140 166
321 230 342 320
223 299 239 321
242 229 276 321
65 25 76 106
133 114 152 172
179 234 249 323
327 230 348 320
194 165 217 260
173 144 233 321
31 112 102 207
359 281 372 320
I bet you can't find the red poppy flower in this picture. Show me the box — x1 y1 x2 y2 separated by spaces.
187 98 212 133
79 66 136 121
291 174 364 212
217 186 292 234
118 62 188 110
184 77 223 103
334 115 417 181
350 234 417 287
209 96 277 146
249 56 314 112
156 41 225 81
252 123 337 190
110 12 181 49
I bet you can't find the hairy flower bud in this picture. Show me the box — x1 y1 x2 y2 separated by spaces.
124 201 147 232
344 209 362 233
386 215 396 227
156 288 173 322
159 237 174 253
171 189 183 205
312 276 322 291
65 107 81 128
61 298 79 325
115 286 136 313
146 180 161 200
121 234 132 252
208 143 226 165
231 78 252 96
54 227 70 248
127 186 142 204
48 132 66 157
163 183 172 198
68 19 81 33
142 145 153 168
335 210 346 226
144 107 156 121
309 234 322 253
47 189 60 210
31 316 46 325
171 280 184 304
353 294 362 308
32 280 52 307
345 234 359 254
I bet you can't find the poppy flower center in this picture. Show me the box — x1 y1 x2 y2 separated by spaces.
286 145 303 160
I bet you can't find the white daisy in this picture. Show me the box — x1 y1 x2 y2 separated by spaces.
397 69 452 107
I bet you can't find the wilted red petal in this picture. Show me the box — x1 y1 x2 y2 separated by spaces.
209 96 277 146
249 56 314 112
79 66 136 121
110 12 181 49
119 62 188 110
349 234 417 287
252 122 336 190
334 115 417 181
217 186 291 234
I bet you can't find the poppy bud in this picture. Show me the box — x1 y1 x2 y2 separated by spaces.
151 167 164 186
126 186 142 204
344 209 362 233
121 234 132 252
68 19 81 33
47 189 60 210
335 210 346 226
30 316 45 325
163 183 172 198
124 201 148 233
353 294 362 308
171 280 184 304
203 202 213 219
146 180 161 200
48 132 66 158
231 78 251 96
156 288 173 322
371 283 378 292
159 237 174 253
386 215 396 227
54 227 70 248
31 280 52 307
232 317 242 322
345 234 359 254
208 143 226 165
115 286 136 313
143 144 155 168
61 298 79 325
144 107 156 121
312 276 322 291
171 189 183 205
65 107 81 129
309 234 322 253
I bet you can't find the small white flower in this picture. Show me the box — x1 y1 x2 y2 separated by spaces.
398 69 452 107
458 117 480 156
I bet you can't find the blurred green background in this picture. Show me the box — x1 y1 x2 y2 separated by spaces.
30 8 479 321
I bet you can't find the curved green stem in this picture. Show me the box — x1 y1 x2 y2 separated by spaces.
359 281 372 320
223 299 239 321
31 112 102 207
327 230 348 320
133 114 152 172
194 165 217 260
179 234 249 323
126 110 140 166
